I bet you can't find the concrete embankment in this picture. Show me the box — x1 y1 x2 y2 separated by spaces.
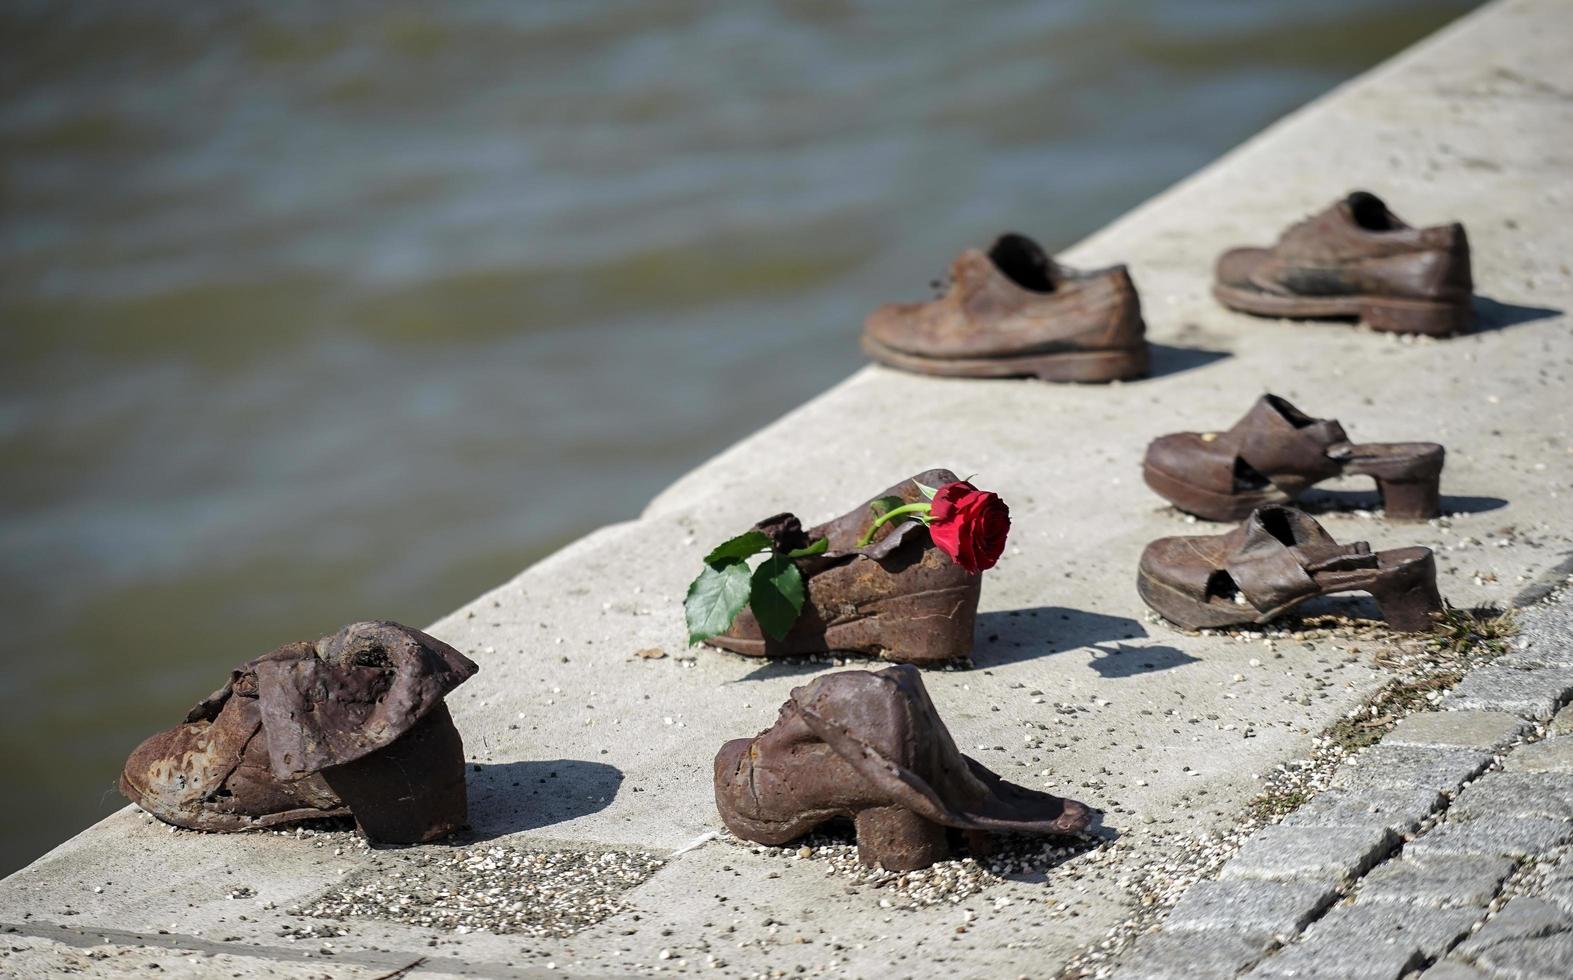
3 0 1570 976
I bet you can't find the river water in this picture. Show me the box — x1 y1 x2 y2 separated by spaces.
0 1 1477 875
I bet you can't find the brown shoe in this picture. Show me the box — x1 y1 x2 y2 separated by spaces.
714 665 1093 871
120 621 477 844
1136 507 1443 633
861 233 1148 382
1214 191 1472 336
702 469 982 666
1143 394 1445 522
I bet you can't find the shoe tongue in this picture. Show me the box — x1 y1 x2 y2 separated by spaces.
986 233 1059 293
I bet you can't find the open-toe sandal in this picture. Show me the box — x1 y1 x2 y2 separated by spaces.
1143 394 1444 522
1137 506 1443 632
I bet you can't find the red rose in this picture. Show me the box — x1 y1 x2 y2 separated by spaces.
926 481 1010 573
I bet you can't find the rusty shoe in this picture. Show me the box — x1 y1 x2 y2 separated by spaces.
702 469 982 666
1143 394 1445 522
1137 506 1443 633
120 621 477 844
1214 191 1472 336
861 233 1148 382
715 665 1093 871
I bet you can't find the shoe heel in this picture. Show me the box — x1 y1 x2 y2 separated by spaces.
321 703 469 844
854 805 949 871
1371 557 1445 633
875 582 980 666
1360 299 1469 336
1377 475 1442 520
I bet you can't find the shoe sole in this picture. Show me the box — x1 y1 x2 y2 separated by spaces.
1141 460 1286 522
1138 550 1442 634
704 584 980 666
1143 452 1443 523
860 334 1149 383
1213 283 1470 336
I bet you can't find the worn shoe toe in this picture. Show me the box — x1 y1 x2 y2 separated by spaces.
1215 246 1271 290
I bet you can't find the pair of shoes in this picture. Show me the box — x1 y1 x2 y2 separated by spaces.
119 621 477 843
862 193 1471 381
1137 394 1446 633
715 665 1093 871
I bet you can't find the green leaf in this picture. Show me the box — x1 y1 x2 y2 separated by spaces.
868 495 906 519
703 530 771 566
785 537 829 558
749 554 806 641
913 481 938 500
685 560 753 644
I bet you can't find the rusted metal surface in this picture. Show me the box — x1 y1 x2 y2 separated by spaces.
120 621 477 843
1138 506 1443 632
321 702 468 844
1214 191 1473 336
860 232 1149 382
705 469 982 666
715 665 1094 871
1143 393 1445 522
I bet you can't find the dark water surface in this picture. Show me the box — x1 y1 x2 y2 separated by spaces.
0 1 1478 875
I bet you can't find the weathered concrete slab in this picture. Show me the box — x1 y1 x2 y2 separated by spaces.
1505 735 1573 773
1441 666 1573 721
1282 785 1444 835
1385 710 1531 752
1221 825 1397 885
1404 817 1573 861
1165 879 1339 941
1454 896 1573 977
1356 854 1518 909
1113 930 1269 980
1330 745 1493 795
1450 771 1573 822
5 1 1573 976
1247 904 1482 978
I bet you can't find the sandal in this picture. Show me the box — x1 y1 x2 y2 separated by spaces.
1137 506 1443 632
120 621 477 843
714 665 1093 871
1142 394 1444 521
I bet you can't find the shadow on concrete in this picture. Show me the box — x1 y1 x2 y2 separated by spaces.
974 606 1198 675
1471 295 1562 334
463 759 624 840
1084 641 1200 678
1146 342 1231 379
721 607 1198 677
734 655 844 682
1298 488 1508 517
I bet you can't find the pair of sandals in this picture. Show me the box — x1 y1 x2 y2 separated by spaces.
1138 394 1445 632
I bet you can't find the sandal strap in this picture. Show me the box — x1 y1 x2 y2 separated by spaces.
1230 396 1348 487
1225 509 1375 611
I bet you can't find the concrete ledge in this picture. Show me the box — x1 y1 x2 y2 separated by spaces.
4 1 1571 976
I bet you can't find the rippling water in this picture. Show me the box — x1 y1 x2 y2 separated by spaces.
0 1 1477 874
